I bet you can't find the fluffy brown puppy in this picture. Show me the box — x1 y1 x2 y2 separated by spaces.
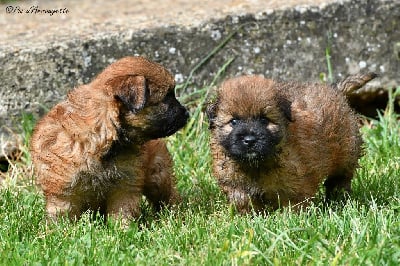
207 73 375 213
30 56 188 221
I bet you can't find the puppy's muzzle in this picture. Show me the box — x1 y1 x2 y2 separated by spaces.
163 104 189 136
221 119 282 164
148 95 189 139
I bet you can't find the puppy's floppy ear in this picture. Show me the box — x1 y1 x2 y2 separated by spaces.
108 75 148 113
277 96 293 122
206 99 219 129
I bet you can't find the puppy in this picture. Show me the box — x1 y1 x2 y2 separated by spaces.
207 73 375 213
30 56 189 221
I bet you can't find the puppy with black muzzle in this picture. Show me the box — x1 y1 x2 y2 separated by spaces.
30 56 189 222
207 73 376 213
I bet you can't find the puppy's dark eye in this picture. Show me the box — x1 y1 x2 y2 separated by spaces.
230 118 239 126
260 117 269 125
166 91 175 97
161 91 175 104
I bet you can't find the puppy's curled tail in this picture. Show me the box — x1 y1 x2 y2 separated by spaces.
333 72 377 96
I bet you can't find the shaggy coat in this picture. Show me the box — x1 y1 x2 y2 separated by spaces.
31 56 188 221
207 73 375 212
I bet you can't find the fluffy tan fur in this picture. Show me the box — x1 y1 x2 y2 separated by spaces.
207 74 375 213
30 56 187 221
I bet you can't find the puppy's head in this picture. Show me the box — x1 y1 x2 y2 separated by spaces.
94 56 189 142
207 75 291 165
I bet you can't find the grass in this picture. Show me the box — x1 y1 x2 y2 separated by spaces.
0 6 398 263
1 51 400 264
1 87 399 265
319 31 334 84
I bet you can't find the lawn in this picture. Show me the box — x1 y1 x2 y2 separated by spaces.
0 84 399 265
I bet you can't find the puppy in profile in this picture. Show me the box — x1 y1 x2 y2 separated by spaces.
30 56 189 222
207 73 376 213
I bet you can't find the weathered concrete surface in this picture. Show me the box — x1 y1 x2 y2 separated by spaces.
0 0 399 156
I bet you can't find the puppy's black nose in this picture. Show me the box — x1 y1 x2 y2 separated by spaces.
242 135 256 146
